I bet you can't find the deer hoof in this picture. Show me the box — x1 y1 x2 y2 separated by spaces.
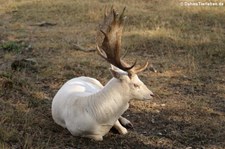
125 122 133 129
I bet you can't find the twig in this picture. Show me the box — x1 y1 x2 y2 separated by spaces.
73 44 96 52
31 21 57 27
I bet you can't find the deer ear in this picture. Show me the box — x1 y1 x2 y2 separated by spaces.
110 65 128 80
109 68 122 79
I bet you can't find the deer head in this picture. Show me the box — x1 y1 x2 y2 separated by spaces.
96 7 154 100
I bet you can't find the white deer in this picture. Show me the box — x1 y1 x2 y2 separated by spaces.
51 7 154 141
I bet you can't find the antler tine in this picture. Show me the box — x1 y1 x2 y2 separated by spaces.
130 61 149 74
96 44 107 59
112 8 118 21
119 7 126 25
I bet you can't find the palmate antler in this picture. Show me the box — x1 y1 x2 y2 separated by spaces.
96 7 148 74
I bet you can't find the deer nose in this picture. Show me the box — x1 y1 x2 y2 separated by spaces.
150 93 154 97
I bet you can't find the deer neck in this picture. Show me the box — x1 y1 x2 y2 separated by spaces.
87 78 130 124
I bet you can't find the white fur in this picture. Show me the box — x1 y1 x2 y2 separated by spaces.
52 68 153 141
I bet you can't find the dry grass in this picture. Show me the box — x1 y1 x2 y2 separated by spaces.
0 0 225 148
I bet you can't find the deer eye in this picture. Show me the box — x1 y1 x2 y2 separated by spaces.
133 83 140 88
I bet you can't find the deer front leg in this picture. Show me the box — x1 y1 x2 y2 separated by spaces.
119 116 133 128
113 120 128 135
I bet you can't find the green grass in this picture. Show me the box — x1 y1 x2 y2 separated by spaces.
0 0 225 148
0 41 24 53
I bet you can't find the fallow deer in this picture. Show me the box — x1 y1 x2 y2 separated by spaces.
51 7 154 141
